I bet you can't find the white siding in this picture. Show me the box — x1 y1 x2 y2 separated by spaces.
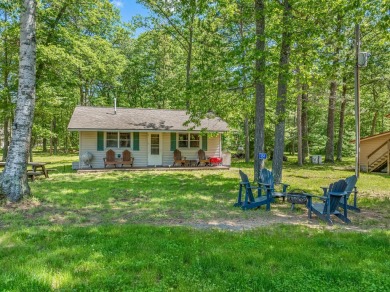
79 131 223 168
161 133 222 166
360 133 390 170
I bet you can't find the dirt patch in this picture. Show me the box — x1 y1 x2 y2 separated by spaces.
1 197 389 232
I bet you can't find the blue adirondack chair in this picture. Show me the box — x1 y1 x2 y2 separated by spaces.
307 179 350 225
341 175 360 212
321 175 360 212
258 168 289 202
234 170 272 210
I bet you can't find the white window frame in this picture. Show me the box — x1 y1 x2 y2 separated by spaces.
178 133 200 149
105 132 132 149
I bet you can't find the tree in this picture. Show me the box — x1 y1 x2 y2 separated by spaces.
0 0 37 201
253 0 266 181
272 0 292 183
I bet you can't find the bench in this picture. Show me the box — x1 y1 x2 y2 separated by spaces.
27 171 44 181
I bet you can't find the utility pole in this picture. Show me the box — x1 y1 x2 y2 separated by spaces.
354 24 360 177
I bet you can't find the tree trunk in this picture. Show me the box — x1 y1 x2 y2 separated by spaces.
245 116 250 163
370 87 378 135
0 0 37 202
272 0 292 183
302 84 309 162
185 14 194 111
336 77 347 161
43 137 47 152
253 0 266 181
325 81 337 162
2 119 10 162
297 87 303 166
2 10 11 162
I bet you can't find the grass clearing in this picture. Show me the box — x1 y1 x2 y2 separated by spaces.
1 153 390 290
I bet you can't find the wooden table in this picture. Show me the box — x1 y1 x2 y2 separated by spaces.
28 162 48 178
0 161 49 178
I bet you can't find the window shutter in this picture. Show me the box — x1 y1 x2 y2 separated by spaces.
170 133 176 151
97 132 104 151
133 132 140 151
202 134 208 151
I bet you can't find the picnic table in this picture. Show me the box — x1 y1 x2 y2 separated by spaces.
0 161 50 180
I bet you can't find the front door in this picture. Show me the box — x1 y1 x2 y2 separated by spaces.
148 133 162 166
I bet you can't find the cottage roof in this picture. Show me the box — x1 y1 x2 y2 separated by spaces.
68 106 229 132
360 130 390 142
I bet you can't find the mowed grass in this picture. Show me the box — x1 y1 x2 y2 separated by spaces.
1 153 390 290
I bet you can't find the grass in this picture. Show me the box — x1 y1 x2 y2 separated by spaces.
1 152 390 290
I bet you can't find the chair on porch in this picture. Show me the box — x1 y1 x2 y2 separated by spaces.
173 149 186 166
103 149 117 168
258 168 289 202
234 170 272 210
307 179 350 225
197 149 210 166
121 150 134 167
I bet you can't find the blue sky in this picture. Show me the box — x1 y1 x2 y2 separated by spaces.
112 0 150 22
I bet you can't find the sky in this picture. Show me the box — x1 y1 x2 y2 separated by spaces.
112 0 150 22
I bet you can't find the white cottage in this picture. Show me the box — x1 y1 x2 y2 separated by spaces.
68 106 229 168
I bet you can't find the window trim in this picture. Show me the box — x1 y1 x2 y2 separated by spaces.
177 133 201 149
105 131 132 149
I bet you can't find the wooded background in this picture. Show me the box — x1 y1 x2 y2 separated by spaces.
1 0 389 162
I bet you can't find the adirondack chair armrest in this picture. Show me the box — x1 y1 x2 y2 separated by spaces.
304 193 323 200
280 183 289 192
327 191 347 197
320 186 329 196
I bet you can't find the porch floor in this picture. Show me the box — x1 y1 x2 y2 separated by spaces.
77 165 230 173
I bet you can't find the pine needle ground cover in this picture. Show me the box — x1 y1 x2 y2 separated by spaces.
1 154 389 290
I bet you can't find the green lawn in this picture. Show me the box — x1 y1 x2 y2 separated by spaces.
1 153 390 290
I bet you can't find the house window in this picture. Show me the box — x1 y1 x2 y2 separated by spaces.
106 132 118 148
106 132 131 148
178 133 188 148
178 133 200 148
190 133 200 148
120 133 131 147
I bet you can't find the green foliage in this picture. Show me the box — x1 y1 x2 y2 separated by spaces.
0 0 388 160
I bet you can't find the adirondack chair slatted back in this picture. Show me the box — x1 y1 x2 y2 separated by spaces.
239 170 255 202
174 149 183 160
106 149 115 162
259 168 274 188
198 149 207 160
344 175 357 199
122 150 132 162
323 179 347 213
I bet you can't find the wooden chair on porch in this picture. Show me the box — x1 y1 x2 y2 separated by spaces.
121 150 134 167
103 149 117 168
197 149 210 166
173 149 186 166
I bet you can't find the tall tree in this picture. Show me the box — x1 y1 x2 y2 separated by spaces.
253 0 266 180
272 0 292 183
1 0 37 201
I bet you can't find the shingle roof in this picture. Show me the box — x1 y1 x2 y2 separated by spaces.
68 106 229 132
360 130 390 142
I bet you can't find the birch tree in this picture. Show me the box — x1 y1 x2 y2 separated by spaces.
0 0 37 202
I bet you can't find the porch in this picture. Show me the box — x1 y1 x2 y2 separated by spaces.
77 165 230 173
